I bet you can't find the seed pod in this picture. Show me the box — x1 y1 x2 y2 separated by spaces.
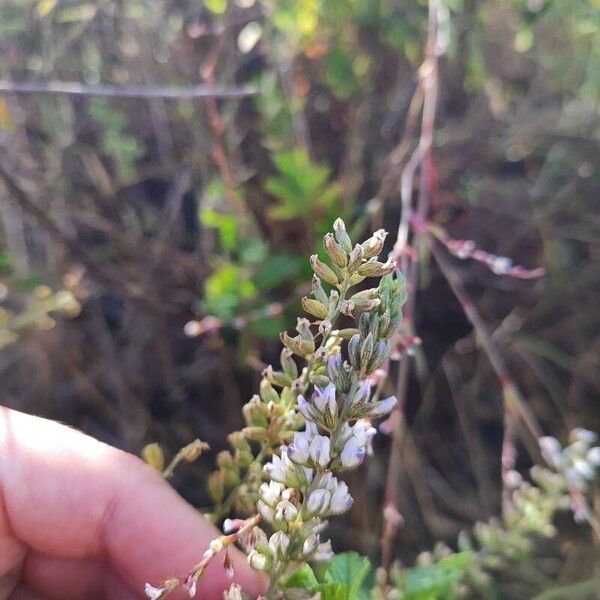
310 254 340 286
324 232 348 268
333 218 352 253
311 373 331 388
302 296 329 319
311 275 329 305
347 244 364 272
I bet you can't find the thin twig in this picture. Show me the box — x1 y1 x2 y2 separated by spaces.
0 80 257 99
381 0 445 574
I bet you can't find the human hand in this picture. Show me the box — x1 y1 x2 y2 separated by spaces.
0 407 266 599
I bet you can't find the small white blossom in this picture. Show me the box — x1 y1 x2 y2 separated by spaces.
340 436 365 468
313 539 334 561
329 481 353 514
371 395 398 417
539 436 562 468
302 533 320 557
269 531 290 559
248 549 268 571
307 488 331 515
309 435 331 468
259 480 284 505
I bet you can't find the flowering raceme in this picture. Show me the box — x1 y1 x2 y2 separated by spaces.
144 220 407 599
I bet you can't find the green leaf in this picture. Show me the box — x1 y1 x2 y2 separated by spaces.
205 0 227 14
284 564 319 590
316 583 349 600
401 552 472 600
200 209 238 252
253 254 303 291
324 552 373 600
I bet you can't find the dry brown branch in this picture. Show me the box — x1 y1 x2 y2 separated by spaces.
0 80 257 99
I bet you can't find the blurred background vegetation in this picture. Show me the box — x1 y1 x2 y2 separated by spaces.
0 0 599 597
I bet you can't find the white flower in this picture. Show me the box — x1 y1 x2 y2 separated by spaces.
269 531 290 559
302 533 320 556
539 436 562 468
329 481 353 514
313 539 334 561
257 500 275 523
248 549 268 571
298 395 311 419
264 453 287 483
587 447 600 466
275 500 299 522
573 458 595 480
340 436 365 468
307 488 331 514
309 435 331 468
352 419 377 454
371 395 397 417
571 428 598 445
145 584 166 600
313 383 337 413
224 583 243 600
288 426 316 464
259 480 284 505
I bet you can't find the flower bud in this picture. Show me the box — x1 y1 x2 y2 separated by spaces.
307 488 331 515
340 436 365 468
348 334 361 368
142 443 165 472
361 229 387 258
268 531 290 559
280 349 298 378
358 257 397 277
302 296 329 319
311 275 329 305
333 218 352 253
347 244 364 272
324 232 348 268
302 533 321 557
310 254 340 286
248 549 268 571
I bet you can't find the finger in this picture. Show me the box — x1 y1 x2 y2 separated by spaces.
9 585 46 600
0 408 266 599
23 554 140 600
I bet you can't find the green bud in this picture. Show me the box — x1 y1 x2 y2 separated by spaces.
242 426 269 442
260 378 280 404
310 254 340 286
324 232 348 268
208 471 225 503
336 328 359 340
280 348 298 379
311 275 329 305
333 218 352 253
302 296 329 319
142 443 165 472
